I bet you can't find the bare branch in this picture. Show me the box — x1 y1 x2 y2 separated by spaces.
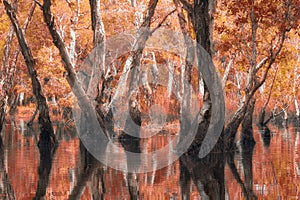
222 57 234 89
150 9 176 35
255 57 268 71
43 0 108 135
179 0 193 12
34 0 43 9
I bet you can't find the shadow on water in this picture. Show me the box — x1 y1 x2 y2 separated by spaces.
0 136 15 199
179 152 225 200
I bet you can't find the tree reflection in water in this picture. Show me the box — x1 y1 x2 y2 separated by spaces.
179 152 225 200
69 142 105 200
33 136 57 200
119 134 141 200
0 136 15 200
227 144 257 200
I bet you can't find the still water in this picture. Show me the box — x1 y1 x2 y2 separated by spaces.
0 119 300 199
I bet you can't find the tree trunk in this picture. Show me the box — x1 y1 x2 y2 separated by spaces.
241 98 256 147
192 0 222 155
69 0 80 65
118 0 158 141
224 0 290 150
88 0 106 101
258 68 278 127
43 0 109 138
174 0 194 145
177 0 225 157
4 1 57 145
0 22 15 134
222 58 234 89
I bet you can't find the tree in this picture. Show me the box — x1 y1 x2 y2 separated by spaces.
216 0 298 149
0 1 35 132
4 0 57 146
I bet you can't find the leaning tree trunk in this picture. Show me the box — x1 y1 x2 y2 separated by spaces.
43 0 109 139
0 1 36 132
88 0 116 137
258 68 278 127
0 25 14 133
174 0 194 146
4 1 57 145
241 98 256 147
224 0 290 150
118 0 158 142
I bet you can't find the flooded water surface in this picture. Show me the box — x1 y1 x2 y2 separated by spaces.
1 119 300 199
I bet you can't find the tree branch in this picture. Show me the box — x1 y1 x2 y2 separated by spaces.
43 0 108 135
150 9 176 35
4 0 56 141
255 57 268 72
34 0 43 9
179 0 193 12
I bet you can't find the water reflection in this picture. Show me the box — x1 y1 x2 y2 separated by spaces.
33 139 57 199
1 121 300 199
0 136 15 199
260 126 271 147
69 142 105 200
119 134 141 200
227 144 257 200
179 152 225 199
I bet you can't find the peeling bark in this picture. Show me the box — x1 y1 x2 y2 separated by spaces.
222 58 234 89
69 0 80 65
0 25 14 133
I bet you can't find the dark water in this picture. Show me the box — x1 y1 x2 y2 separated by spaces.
0 119 300 199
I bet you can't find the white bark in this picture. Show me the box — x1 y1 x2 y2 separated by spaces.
69 0 80 65
295 98 299 117
167 62 174 98
87 0 106 101
222 58 234 89
151 52 158 87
